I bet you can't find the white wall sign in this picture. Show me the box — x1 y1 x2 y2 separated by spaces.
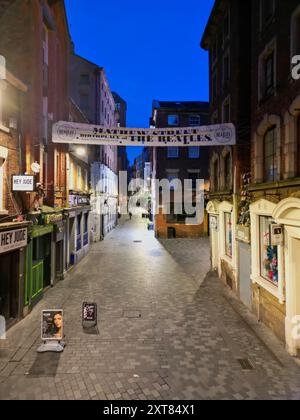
270 224 284 246
0 228 27 254
12 175 35 192
52 121 236 147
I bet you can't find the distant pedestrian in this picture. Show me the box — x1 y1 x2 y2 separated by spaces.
129 212 132 220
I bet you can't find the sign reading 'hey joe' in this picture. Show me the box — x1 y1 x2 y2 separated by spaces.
0 228 27 254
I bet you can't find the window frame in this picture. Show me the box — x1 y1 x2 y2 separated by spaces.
263 125 277 183
188 146 200 159
167 115 179 126
167 147 179 159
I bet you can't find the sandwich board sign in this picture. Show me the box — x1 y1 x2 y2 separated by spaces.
82 302 97 328
37 310 65 353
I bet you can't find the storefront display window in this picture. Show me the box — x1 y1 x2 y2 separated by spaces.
259 216 278 286
225 212 233 258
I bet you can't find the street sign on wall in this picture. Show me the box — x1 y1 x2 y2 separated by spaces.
12 175 35 192
0 228 27 254
52 121 236 147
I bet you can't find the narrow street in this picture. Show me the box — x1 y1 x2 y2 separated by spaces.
0 217 300 400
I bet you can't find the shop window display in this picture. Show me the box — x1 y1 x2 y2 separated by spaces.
259 216 278 286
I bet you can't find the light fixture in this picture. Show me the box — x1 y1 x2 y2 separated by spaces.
76 146 86 157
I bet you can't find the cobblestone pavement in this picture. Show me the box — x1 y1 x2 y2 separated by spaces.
1 217 300 400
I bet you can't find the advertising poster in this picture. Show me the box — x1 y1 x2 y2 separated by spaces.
82 303 97 324
41 310 64 341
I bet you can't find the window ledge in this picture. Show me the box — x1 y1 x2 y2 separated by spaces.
251 275 280 300
221 255 235 268
0 124 10 134
249 178 300 192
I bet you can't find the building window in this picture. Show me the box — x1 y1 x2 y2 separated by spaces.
259 216 278 286
80 74 90 85
263 126 277 182
265 52 275 95
259 40 276 99
167 147 179 159
212 72 217 101
77 165 82 190
189 115 201 126
260 0 275 28
222 97 230 123
80 94 89 110
188 172 200 191
223 11 230 44
213 159 219 191
291 5 300 58
223 51 230 84
224 152 232 189
211 37 217 65
168 115 179 126
224 212 233 259
188 147 200 159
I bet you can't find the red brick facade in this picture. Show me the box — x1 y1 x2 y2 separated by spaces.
0 0 71 210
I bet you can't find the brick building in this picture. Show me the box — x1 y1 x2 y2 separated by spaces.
201 0 252 300
70 53 118 240
248 0 300 355
0 0 71 318
202 0 300 356
150 100 210 238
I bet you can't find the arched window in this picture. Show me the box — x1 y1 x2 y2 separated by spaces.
263 126 277 182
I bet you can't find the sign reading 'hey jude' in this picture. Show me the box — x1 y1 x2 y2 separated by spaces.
0 228 27 254
52 121 236 147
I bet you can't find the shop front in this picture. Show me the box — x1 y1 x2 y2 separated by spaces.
272 197 300 356
0 223 29 326
65 202 91 269
206 201 221 275
25 224 53 312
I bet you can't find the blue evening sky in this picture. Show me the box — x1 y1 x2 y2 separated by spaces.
65 0 214 163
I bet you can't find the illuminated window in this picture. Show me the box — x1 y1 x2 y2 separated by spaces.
259 216 278 286
225 212 233 259
168 115 179 126
167 147 179 159
188 147 200 159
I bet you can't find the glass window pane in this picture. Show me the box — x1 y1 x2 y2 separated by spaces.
188 147 200 159
167 147 179 158
259 216 279 286
225 212 233 258
168 115 179 126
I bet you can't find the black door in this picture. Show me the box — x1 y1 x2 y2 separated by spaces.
0 251 19 320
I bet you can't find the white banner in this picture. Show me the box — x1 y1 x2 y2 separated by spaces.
0 228 27 254
52 121 236 147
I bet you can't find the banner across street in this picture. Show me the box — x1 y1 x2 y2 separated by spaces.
52 121 236 147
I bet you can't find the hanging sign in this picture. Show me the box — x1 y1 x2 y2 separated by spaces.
0 228 27 254
12 175 35 192
53 121 236 147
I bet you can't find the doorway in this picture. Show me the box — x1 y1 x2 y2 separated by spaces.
0 251 19 321
238 241 252 309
